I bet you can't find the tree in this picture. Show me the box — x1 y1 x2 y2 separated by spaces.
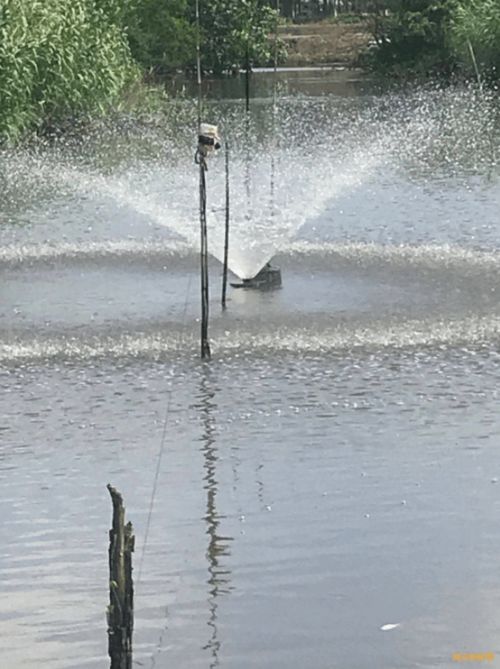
449 0 500 78
126 0 196 73
0 0 137 143
370 0 456 75
121 0 282 74
198 0 280 73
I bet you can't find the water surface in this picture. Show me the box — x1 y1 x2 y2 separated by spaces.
1 70 500 669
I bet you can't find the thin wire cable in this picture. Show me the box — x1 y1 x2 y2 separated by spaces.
135 273 194 668
137 272 194 585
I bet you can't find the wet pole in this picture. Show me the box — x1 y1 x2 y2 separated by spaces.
222 141 230 310
107 485 134 669
196 0 211 359
199 163 210 359
270 0 279 216
244 16 251 222
245 45 250 114
467 38 483 93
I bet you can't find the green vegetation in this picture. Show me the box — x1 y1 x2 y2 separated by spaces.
369 1 456 76
449 0 500 79
0 0 137 143
0 0 281 144
199 0 279 74
369 0 500 80
126 0 195 73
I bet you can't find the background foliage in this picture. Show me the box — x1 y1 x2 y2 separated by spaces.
369 0 455 75
0 0 281 143
369 0 500 79
198 0 279 73
126 0 196 73
0 0 137 142
2 0 500 143
449 0 500 78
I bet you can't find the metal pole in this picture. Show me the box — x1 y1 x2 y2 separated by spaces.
270 0 279 216
222 142 230 310
245 45 250 114
467 38 483 93
244 33 251 219
199 163 211 359
196 0 202 129
196 0 211 359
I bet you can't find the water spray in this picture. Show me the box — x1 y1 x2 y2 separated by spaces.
229 0 282 292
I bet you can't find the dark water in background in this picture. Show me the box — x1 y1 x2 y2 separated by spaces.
2 70 500 669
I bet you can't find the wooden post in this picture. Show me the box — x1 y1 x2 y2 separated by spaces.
107 484 134 669
222 141 230 310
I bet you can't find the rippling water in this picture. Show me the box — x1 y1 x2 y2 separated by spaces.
1 70 500 668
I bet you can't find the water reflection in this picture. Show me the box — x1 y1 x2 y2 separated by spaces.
168 68 369 100
196 369 233 668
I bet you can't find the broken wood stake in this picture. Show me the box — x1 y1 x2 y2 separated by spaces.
107 484 134 669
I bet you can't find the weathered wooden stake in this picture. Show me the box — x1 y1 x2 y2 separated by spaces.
107 484 134 669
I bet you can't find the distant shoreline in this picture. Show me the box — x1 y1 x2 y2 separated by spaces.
279 19 372 68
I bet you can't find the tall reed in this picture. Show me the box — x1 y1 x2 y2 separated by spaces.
449 0 500 79
0 0 138 143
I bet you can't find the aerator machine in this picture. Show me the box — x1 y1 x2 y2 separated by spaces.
230 263 282 290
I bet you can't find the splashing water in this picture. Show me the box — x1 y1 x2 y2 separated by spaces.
1 118 396 278
0 82 498 278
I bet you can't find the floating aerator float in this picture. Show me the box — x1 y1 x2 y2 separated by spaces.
230 262 282 290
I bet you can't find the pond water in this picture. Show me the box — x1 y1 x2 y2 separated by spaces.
1 70 500 669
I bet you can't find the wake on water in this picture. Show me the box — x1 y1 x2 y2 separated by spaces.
1 84 497 273
1 239 500 362
0 83 499 361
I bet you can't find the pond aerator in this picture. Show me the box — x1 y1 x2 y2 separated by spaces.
230 263 282 290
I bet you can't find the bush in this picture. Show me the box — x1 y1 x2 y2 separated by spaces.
198 0 281 73
126 0 196 73
0 0 284 144
369 0 456 76
449 0 500 78
0 0 138 143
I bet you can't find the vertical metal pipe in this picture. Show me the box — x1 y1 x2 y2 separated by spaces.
467 38 483 93
222 142 230 310
244 27 251 219
245 45 250 114
199 163 211 360
196 0 210 359
195 0 202 131
270 0 279 217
